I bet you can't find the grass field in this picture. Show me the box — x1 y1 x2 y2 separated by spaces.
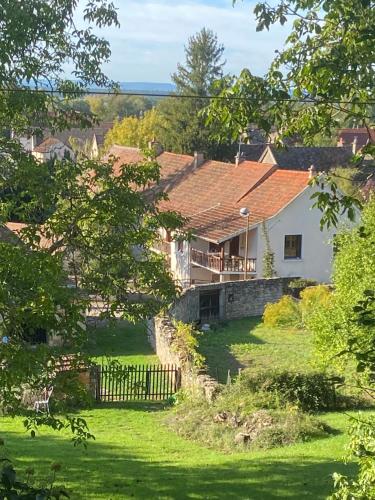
198 317 313 383
84 321 159 366
1 319 363 499
1 406 359 499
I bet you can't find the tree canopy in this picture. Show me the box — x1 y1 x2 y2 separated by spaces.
0 0 184 449
156 28 232 159
104 108 165 149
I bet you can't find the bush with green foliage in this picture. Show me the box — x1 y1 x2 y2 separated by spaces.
263 295 302 328
226 369 338 412
300 285 331 324
288 278 318 298
263 286 331 329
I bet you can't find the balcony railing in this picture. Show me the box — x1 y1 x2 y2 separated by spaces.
152 240 171 255
191 249 256 273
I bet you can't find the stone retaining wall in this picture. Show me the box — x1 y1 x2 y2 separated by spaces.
171 277 295 323
147 316 219 401
148 278 295 401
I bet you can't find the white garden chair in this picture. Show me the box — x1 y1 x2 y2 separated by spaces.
33 386 53 414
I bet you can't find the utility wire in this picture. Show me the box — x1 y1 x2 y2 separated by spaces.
0 87 374 105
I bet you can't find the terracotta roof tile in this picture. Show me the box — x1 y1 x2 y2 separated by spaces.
33 137 64 153
338 128 375 150
105 145 310 243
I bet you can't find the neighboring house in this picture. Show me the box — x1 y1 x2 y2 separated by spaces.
108 144 354 287
258 144 354 171
12 122 113 160
337 127 375 153
33 137 73 162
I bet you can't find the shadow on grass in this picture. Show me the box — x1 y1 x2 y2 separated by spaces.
84 321 155 359
3 429 355 500
94 401 168 413
198 317 264 382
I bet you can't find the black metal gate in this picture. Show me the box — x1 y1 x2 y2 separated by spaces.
95 364 181 402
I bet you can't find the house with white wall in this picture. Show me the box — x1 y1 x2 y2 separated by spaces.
12 122 113 161
108 145 356 287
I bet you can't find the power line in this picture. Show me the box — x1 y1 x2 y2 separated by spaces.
0 86 374 105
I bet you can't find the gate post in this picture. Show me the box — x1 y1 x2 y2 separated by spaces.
92 365 101 402
176 367 182 391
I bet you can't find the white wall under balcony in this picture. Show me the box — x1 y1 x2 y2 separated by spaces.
171 240 191 286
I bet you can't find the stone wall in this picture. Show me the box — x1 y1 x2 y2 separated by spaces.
148 277 295 401
147 316 219 402
171 277 295 323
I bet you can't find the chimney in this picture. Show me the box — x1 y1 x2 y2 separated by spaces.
352 136 358 154
193 151 204 169
235 152 245 166
308 164 317 179
148 138 163 156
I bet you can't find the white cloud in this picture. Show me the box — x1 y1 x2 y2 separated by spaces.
77 0 289 82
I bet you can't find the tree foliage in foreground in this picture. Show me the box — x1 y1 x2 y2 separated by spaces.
207 0 374 222
306 197 375 499
0 0 184 467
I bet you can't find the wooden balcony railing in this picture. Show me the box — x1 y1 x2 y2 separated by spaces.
191 249 256 273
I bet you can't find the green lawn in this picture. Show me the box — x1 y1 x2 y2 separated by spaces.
198 317 313 383
2 319 364 499
84 321 159 366
1 406 360 499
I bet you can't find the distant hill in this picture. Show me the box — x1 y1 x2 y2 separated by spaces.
118 82 175 95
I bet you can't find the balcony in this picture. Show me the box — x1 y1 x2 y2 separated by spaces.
191 249 256 274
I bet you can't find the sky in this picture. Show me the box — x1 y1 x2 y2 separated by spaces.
84 0 289 83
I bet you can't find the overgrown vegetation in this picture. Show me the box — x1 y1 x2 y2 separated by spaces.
168 369 338 452
172 321 205 369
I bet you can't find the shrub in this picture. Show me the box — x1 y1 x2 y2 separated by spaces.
288 278 318 298
263 286 332 330
233 369 337 412
263 295 302 328
300 285 331 324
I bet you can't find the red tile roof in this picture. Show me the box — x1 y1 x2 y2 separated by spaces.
105 145 144 171
5 222 52 249
338 128 375 149
105 145 310 242
33 137 64 153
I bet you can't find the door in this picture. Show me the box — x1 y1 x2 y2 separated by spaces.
229 236 240 257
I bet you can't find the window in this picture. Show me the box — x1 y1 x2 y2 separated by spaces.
284 235 302 259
